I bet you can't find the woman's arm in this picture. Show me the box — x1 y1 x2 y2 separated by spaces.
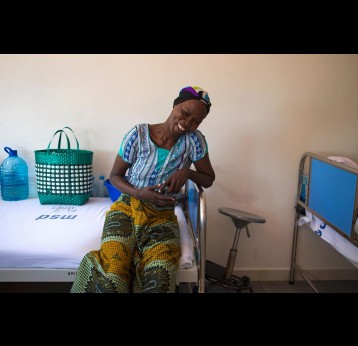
109 154 176 206
159 153 215 194
109 154 138 197
190 153 216 188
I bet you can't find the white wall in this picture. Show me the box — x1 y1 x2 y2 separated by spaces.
1 54 357 279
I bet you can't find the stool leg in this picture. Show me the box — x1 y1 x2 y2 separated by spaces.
224 227 242 281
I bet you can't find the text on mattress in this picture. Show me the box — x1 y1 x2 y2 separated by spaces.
35 215 78 220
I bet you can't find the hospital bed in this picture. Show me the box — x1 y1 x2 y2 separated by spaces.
0 179 207 293
289 152 358 292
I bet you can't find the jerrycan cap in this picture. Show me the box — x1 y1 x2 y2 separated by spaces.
4 147 18 157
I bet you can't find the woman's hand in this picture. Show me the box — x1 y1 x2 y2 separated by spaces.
137 184 176 206
158 153 216 194
158 167 190 195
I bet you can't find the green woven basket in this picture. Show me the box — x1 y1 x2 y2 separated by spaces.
34 127 94 205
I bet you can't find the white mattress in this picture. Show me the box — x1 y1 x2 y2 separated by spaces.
0 197 194 270
0 198 113 269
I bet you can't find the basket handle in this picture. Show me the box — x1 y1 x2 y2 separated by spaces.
47 130 71 152
59 126 80 150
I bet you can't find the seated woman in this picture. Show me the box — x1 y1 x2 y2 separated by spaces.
71 86 215 293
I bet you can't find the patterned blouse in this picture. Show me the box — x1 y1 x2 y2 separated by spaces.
119 123 208 189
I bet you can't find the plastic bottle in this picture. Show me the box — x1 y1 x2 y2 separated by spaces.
103 177 109 198
90 176 97 197
0 147 29 201
98 175 109 197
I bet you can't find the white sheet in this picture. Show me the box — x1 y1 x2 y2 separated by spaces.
0 198 194 269
299 211 358 268
175 204 194 269
327 156 358 169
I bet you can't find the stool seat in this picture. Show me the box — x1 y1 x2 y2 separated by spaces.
219 207 266 229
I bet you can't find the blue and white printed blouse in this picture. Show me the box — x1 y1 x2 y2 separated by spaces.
119 123 208 189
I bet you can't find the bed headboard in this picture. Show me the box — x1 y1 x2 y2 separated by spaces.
298 152 358 247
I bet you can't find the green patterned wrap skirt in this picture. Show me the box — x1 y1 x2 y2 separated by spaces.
70 193 181 293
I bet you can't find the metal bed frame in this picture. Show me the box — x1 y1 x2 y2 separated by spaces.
182 179 207 293
0 180 207 293
289 152 358 293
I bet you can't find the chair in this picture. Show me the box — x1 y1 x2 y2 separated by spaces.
205 207 266 293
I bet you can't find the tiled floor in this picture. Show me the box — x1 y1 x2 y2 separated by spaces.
1 280 358 293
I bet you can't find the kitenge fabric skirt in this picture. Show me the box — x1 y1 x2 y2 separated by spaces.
70 193 181 293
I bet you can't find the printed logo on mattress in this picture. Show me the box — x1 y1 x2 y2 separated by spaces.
35 206 79 220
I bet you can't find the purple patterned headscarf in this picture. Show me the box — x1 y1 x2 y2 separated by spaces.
173 86 212 114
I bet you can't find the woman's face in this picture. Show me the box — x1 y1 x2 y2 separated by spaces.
169 99 207 135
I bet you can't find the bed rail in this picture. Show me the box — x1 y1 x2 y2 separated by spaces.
182 179 207 293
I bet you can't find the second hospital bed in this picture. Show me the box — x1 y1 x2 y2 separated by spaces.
289 152 358 292
0 179 207 293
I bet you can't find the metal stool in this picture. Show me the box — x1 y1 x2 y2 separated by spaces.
206 207 266 293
